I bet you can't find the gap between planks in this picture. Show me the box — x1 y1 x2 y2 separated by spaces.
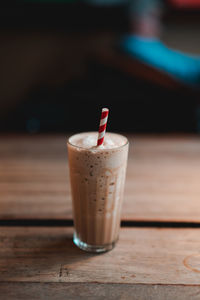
0 219 200 228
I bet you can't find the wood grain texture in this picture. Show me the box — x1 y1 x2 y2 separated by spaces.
0 134 200 221
1 227 200 285
1 282 200 300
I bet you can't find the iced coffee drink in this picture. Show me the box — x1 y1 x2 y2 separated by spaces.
67 132 128 253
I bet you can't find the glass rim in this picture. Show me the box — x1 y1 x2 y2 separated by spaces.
67 131 129 151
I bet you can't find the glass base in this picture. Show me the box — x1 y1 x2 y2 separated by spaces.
73 233 117 253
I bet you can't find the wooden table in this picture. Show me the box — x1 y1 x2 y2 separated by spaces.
1 134 200 299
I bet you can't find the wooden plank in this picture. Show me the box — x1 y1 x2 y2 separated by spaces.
0 134 200 222
0 135 71 219
125 135 200 222
1 282 200 300
1 227 200 286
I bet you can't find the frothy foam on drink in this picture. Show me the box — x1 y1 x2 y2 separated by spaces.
69 132 127 149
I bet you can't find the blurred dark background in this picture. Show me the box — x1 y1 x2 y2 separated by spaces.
1 0 200 134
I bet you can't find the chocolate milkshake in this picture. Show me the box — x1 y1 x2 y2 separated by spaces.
67 132 129 253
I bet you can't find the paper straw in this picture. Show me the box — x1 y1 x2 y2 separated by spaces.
97 108 109 146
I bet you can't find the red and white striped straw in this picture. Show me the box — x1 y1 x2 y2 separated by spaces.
97 108 109 146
